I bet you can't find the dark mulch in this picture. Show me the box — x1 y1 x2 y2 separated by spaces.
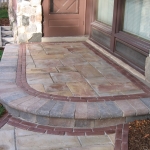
129 119 150 150
0 18 9 26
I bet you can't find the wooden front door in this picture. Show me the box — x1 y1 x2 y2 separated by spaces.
43 0 86 37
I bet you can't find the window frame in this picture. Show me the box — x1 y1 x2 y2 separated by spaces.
90 0 150 74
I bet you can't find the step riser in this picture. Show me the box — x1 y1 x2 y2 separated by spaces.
0 26 14 47
3 103 150 128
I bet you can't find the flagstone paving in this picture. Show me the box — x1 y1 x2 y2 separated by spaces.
0 123 115 150
26 42 145 97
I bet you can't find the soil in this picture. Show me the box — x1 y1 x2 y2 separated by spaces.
129 119 150 150
0 18 9 26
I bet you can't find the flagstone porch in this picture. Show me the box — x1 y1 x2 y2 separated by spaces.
0 39 150 130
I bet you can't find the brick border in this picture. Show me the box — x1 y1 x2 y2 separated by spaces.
0 113 11 129
2 116 128 150
16 42 150 102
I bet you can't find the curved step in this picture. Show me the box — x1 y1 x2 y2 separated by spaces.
0 44 150 129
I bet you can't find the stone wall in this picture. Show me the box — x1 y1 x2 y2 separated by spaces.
9 0 42 43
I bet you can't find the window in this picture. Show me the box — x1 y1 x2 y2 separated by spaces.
123 0 150 41
97 0 114 26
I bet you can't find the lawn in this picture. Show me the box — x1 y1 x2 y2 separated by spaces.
0 50 3 60
0 8 8 18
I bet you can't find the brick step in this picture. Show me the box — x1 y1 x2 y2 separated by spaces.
1 37 14 46
0 26 14 47
1 31 13 37
1 26 11 31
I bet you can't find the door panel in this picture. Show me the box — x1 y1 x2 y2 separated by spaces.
43 0 86 37
50 0 79 13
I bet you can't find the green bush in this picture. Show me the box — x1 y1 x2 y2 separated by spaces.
0 104 5 117
0 50 3 60
0 9 8 18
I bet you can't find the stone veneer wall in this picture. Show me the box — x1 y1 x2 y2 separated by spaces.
9 0 42 43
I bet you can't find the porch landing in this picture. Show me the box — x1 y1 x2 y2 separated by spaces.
0 41 150 129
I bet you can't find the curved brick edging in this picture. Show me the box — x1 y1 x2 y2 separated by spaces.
17 43 150 102
0 115 128 150
0 43 150 128
0 113 11 128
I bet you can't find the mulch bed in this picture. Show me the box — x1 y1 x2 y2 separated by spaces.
129 119 150 150
0 18 9 26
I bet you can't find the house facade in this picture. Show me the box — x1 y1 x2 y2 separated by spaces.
9 0 150 82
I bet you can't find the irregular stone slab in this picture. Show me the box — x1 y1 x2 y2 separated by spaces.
51 72 85 83
69 145 114 150
27 73 53 85
49 90 73 97
0 66 17 72
34 59 63 68
44 83 69 93
78 135 111 147
26 68 58 74
61 55 86 66
32 54 64 60
0 128 15 150
91 83 120 96
30 84 46 93
44 47 69 55
57 66 77 73
67 47 91 54
16 134 80 150
67 82 97 97
81 53 100 62
75 64 103 78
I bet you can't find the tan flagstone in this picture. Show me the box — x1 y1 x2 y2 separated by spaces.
49 90 73 97
44 47 70 55
30 84 46 93
75 64 103 78
26 68 58 74
16 134 80 150
32 54 64 60
51 72 85 83
0 129 15 150
44 83 69 92
67 82 97 97
81 53 100 62
108 134 116 145
69 145 114 150
34 59 63 68
78 135 112 147
61 56 86 66
57 66 77 73
26 62 36 69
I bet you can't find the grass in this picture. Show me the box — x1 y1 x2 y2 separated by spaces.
0 50 3 60
0 104 5 117
0 8 8 18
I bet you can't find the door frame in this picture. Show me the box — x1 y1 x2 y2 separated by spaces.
42 0 93 37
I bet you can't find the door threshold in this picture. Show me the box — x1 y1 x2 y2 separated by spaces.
42 36 89 43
